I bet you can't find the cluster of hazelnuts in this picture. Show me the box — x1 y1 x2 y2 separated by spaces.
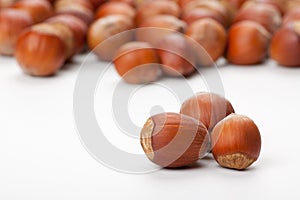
140 92 262 170
1 0 300 78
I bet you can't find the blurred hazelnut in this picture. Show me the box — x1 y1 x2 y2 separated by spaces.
270 21 300 67
0 9 33 56
15 24 67 76
157 33 196 77
233 3 282 34
13 0 53 23
113 41 162 84
95 1 135 19
227 21 271 65
186 18 227 65
135 0 180 25
87 15 134 61
136 15 186 46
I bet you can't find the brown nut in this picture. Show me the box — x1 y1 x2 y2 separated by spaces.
95 1 135 19
140 112 210 168
136 15 187 46
270 21 300 67
46 14 87 54
182 0 232 27
211 114 261 170
15 24 67 76
181 7 226 27
233 3 282 34
157 33 196 77
180 92 235 131
185 18 227 65
87 15 134 61
55 0 94 25
226 20 271 65
32 22 74 59
0 9 33 56
243 0 284 15
113 41 162 84
135 0 180 25
12 0 53 23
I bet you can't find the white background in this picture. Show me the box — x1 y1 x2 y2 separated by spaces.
1 54 300 199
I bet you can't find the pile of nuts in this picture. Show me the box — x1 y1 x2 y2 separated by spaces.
0 0 300 78
140 92 262 170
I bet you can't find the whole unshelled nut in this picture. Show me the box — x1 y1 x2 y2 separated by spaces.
211 114 261 170
180 92 235 131
140 112 210 168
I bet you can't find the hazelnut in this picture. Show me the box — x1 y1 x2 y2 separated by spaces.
95 2 135 19
136 15 187 46
15 23 67 76
12 0 53 23
182 0 232 27
180 92 235 131
226 21 271 65
46 14 87 54
87 15 134 61
113 41 162 84
181 7 226 27
157 33 196 77
233 3 282 34
135 0 180 25
243 0 285 15
270 21 300 67
54 0 94 25
0 9 33 56
32 22 74 59
140 112 210 168
185 18 227 65
211 114 261 170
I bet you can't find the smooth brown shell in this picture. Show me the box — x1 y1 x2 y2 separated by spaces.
157 33 196 77
136 15 186 46
15 30 66 76
270 21 300 67
211 114 261 170
186 18 227 64
113 41 162 84
0 9 33 56
180 92 235 131
135 0 180 25
13 0 53 23
233 3 281 34
88 15 134 61
226 21 271 65
46 14 88 54
95 1 135 19
140 112 210 168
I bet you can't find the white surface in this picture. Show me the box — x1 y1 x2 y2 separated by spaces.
1 54 300 199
